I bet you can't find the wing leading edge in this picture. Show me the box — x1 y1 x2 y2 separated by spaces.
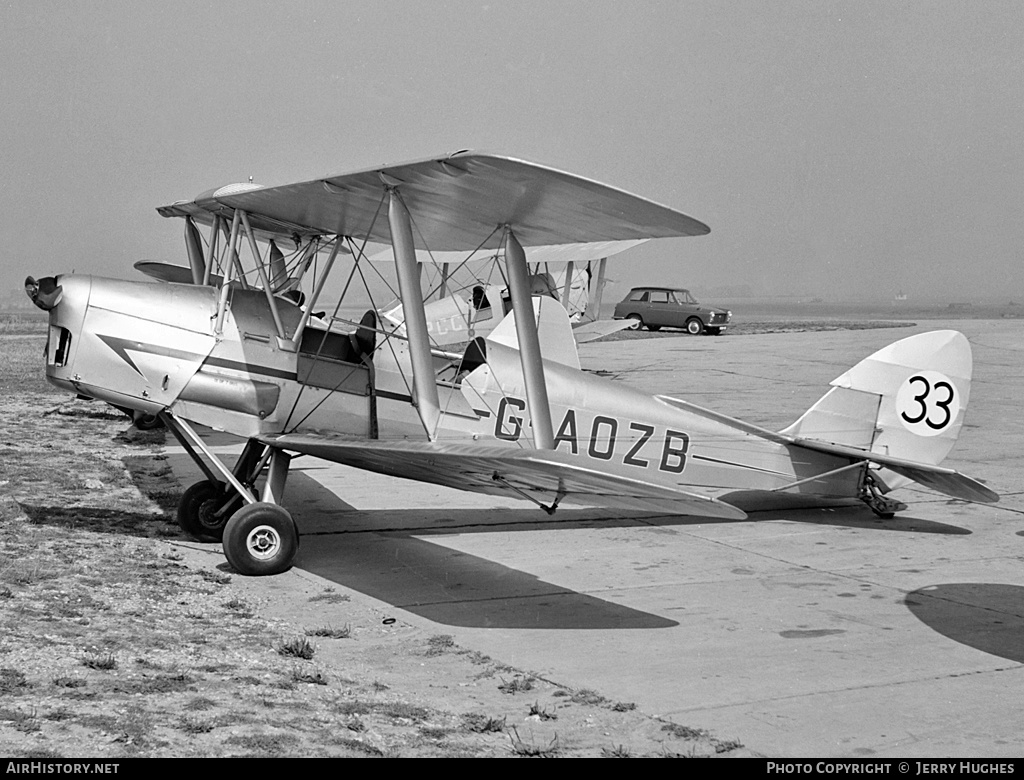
158 152 710 251
257 435 747 520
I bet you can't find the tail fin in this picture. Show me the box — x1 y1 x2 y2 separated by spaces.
781 330 972 467
487 296 581 369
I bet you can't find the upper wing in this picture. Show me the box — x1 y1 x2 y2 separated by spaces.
158 152 709 250
257 435 747 520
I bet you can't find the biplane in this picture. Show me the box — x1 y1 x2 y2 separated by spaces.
25 151 998 576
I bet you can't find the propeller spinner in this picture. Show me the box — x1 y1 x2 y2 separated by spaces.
24 276 63 311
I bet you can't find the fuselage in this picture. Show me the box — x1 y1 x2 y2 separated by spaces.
43 274 859 510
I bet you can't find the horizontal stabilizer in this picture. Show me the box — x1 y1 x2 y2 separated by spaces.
792 437 999 504
258 435 748 520
134 261 223 285
572 319 635 343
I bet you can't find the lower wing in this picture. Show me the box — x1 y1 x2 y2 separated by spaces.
259 434 748 520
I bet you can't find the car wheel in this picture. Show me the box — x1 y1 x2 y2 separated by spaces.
626 314 643 330
706 327 722 336
685 317 703 335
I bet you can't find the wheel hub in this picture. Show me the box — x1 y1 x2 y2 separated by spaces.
246 525 281 560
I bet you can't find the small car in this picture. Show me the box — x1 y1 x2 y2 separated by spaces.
613 287 731 334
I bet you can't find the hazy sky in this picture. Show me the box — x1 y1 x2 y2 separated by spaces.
3 0 1023 304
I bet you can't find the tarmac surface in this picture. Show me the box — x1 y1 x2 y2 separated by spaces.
168 319 1023 757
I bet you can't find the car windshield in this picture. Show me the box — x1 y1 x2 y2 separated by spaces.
674 290 697 304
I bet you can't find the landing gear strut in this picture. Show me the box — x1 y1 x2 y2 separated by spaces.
161 411 299 575
859 471 907 519
175 439 267 541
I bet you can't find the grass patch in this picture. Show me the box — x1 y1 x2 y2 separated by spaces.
223 732 301 755
461 713 506 733
308 590 350 604
304 623 351 639
81 652 117 671
290 667 328 686
277 636 316 660
508 727 560 758
602 743 632 757
569 688 607 706
178 715 215 734
198 570 231 585
498 675 534 695
714 738 744 753
0 667 30 695
528 701 557 721
425 633 455 656
661 722 710 740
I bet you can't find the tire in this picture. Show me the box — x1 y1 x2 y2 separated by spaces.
706 327 722 336
222 502 298 576
177 480 229 542
625 314 643 330
685 317 703 335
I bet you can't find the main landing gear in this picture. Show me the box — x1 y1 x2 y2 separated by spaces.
858 470 908 519
161 412 299 576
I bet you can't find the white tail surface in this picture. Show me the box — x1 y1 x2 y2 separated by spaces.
781 330 972 467
488 295 580 369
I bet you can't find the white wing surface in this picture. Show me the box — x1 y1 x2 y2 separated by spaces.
158 152 709 250
257 436 747 520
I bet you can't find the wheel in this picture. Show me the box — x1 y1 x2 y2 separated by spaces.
625 314 643 330
706 327 722 336
647 324 662 332
177 480 230 542
222 502 298 576
685 317 703 335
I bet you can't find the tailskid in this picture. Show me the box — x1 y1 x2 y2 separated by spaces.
858 470 908 519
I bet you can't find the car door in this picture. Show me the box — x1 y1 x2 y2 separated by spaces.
675 290 698 326
646 289 673 327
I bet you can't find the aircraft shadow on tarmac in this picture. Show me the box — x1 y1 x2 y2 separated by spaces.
905 584 1024 663
120 458 971 630
738 507 971 536
288 474 678 630
279 472 970 630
